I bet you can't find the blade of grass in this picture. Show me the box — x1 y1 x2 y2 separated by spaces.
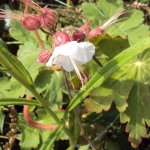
0 98 41 107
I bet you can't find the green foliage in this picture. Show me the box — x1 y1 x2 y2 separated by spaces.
0 98 41 107
88 62 135 113
120 49 150 148
78 145 89 150
35 70 63 110
67 38 150 148
0 39 33 87
9 21 37 43
82 0 124 28
0 107 5 133
0 0 149 149
82 0 149 44
67 37 150 112
18 110 67 150
96 35 130 59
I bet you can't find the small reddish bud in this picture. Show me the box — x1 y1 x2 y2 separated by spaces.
80 21 91 36
21 14 41 31
88 27 104 41
38 6 58 29
53 31 71 47
72 30 86 42
37 49 51 63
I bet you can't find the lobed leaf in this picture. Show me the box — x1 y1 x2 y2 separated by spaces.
66 38 150 112
120 49 150 148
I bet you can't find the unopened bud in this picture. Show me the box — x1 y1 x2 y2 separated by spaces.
88 27 104 42
37 49 51 63
53 31 71 47
38 6 58 29
72 30 86 42
21 14 41 31
80 21 91 36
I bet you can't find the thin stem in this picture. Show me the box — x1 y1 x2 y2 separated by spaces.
30 87 74 142
62 69 72 100
93 55 103 67
24 96 57 130
40 28 53 35
90 114 120 145
24 3 30 14
34 30 44 49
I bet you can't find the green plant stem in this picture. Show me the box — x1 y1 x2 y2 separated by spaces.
0 98 41 107
62 69 72 100
30 87 74 143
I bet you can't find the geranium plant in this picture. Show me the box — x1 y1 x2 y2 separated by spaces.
0 0 150 149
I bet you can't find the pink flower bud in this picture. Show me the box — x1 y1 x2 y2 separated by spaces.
88 27 104 42
72 30 86 42
53 31 71 47
80 21 91 36
38 6 58 29
21 14 41 31
37 49 51 63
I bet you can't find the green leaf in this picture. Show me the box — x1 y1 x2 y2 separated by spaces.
9 78 26 98
107 10 144 37
9 21 51 48
40 126 63 150
9 21 37 43
17 41 42 80
0 39 33 89
0 76 26 98
0 107 5 133
84 98 104 113
0 98 41 107
0 77 11 98
89 62 135 113
66 38 150 112
35 70 63 110
97 0 124 18
120 49 150 148
18 109 66 150
96 36 129 59
82 2 102 22
82 0 147 44
127 24 150 45
19 119 40 150
82 0 124 27
78 145 89 150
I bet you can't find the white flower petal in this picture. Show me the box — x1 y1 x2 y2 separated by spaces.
46 41 95 72
51 41 79 57
46 55 74 71
71 42 95 64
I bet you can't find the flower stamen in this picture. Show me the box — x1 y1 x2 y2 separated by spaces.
69 57 84 85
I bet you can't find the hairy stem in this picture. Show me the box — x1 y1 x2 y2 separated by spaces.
24 96 57 130
34 30 44 49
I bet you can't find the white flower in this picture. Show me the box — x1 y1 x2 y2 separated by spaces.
46 41 95 83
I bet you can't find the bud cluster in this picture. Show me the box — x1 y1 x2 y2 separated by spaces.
0 4 58 31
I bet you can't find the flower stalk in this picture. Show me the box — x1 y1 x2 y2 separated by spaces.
24 96 57 130
34 30 44 49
